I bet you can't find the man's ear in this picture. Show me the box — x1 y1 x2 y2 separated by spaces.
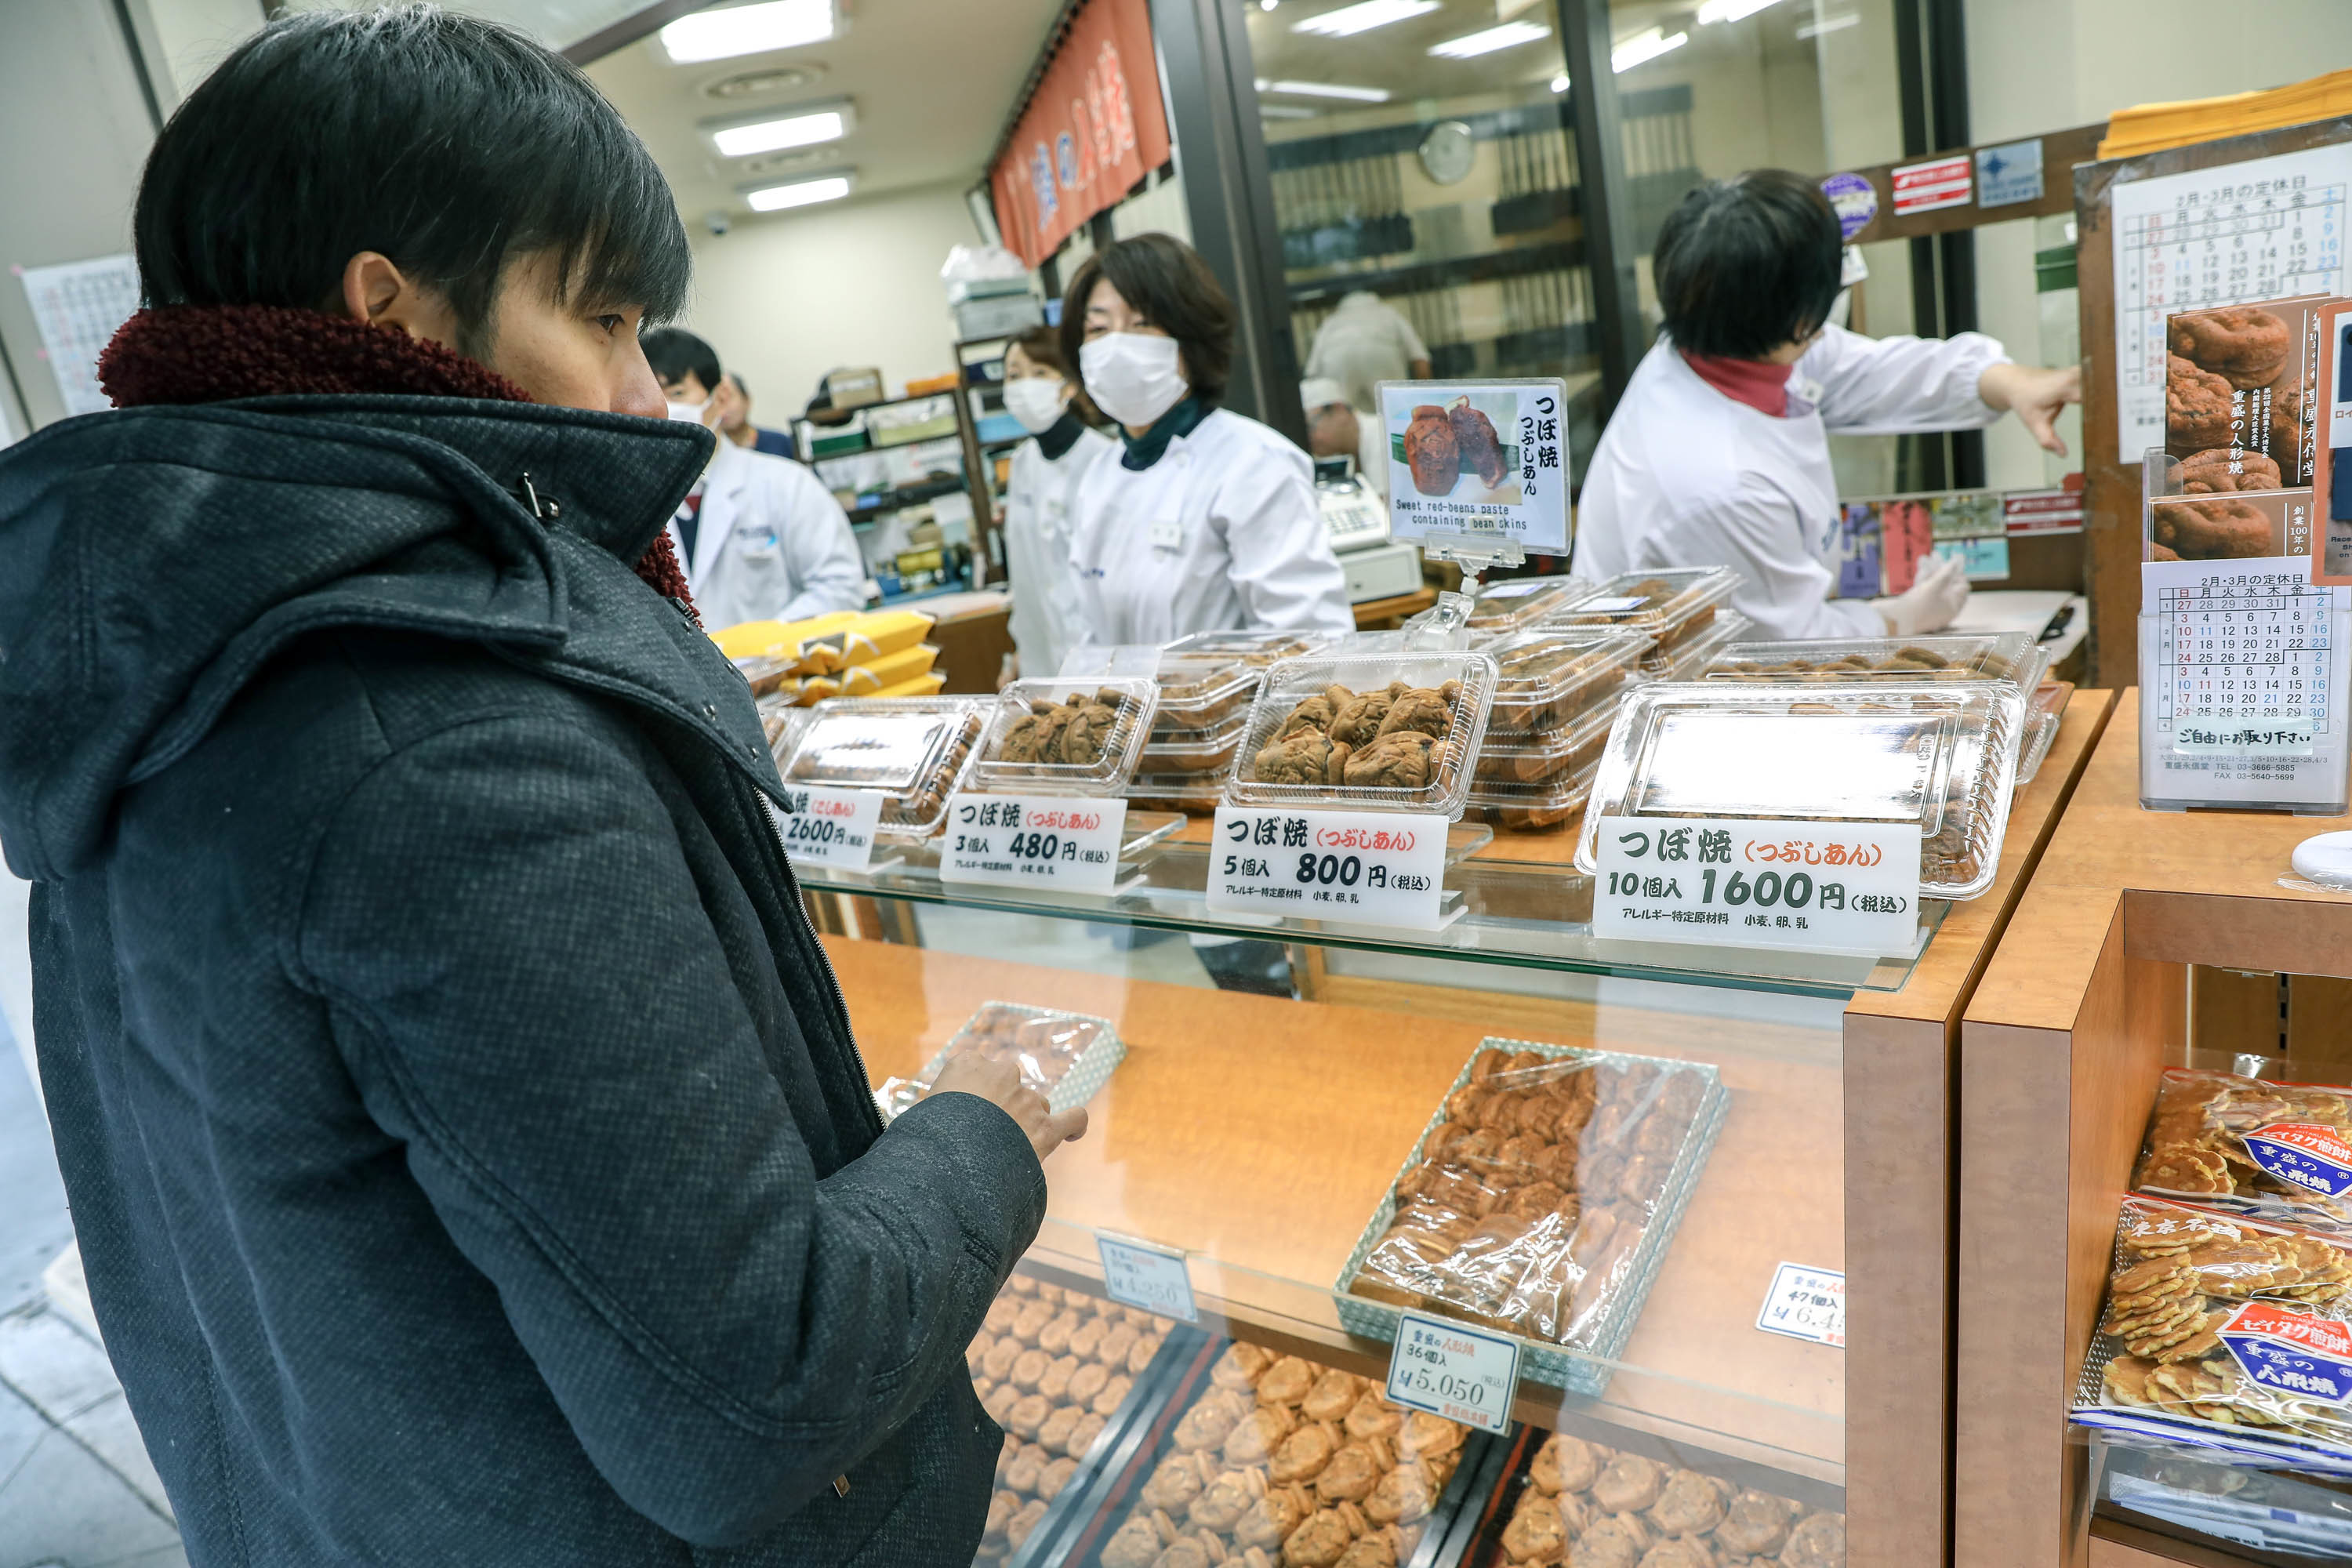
338 252 459 350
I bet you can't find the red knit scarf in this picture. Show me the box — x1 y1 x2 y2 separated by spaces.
98 303 696 609
1679 347 1794 419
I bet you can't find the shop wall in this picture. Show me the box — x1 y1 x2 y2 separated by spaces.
677 179 984 419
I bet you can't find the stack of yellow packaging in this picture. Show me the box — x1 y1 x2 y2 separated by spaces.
712 609 943 705
2098 68 2352 159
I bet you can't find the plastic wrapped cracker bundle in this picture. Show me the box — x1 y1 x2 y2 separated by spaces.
876 1002 1123 1121
2133 1069 2352 1233
1488 1430 1845 1568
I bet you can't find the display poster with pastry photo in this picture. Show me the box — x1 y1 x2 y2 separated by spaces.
2315 299 2352 583
1376 379 1570 557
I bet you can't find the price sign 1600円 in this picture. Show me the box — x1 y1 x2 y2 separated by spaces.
1592 815 1922 956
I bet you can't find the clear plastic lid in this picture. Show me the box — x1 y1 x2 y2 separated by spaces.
1467 762 1599 833
1462 575 1602 633
779 696 987 838
1476 626 1650 735
1122 771 1226 811
1660 608 1752 682
877 1002 1116 1121
1135 709 1249 775
1474 699 1617 785
1225 650 1499 818
1149 655 1265 732
971 678 1160 795
2018 681 2071 785
1546 568 1740 667
1159 628 1338 663
1573 681 2026 898
1704 630 2049 687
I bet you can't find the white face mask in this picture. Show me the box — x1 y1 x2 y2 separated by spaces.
1080 332 1188 428
1002 375 1069 434
665 398 712 426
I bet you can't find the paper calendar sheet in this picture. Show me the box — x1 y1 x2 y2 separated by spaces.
16 254 140 419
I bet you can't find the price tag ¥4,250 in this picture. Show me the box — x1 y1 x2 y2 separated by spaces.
775 786 884 872
1385 1311 1518 1436
941 793 1127 895
1097 1233 1198 1323
1204 807 1450 931
1591 815 1921 957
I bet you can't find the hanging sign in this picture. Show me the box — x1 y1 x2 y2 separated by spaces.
985 0 1172 267
1375 379 1570 558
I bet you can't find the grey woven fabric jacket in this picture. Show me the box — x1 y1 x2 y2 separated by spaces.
0 396 1041 1564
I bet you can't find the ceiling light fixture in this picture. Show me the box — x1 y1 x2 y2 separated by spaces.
1427 20 1548 58
742 172 852 212
1549 73 1570 93
1294 0 1439 38
660 0 836 66
1255 77 1392 101
1259 103 1319 118
1696 0 1780 22
1611 27 1687 71
708 103 849 158
1795 11 1860 38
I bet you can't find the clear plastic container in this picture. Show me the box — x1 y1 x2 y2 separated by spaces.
971 678 1160 795
1467 762 1598 833
1473 699 1617 785
1476 626 1650 735
1660 608 1752 682
2018 681 2072 785
1546 567 1741 673
1572 681 2027 898
1159 627 1338 664
1134 710 1248 778
1149 655 1265 735
1225 650 1499 818
1462 575 1601 633
1704 630 2049 688
778 696 988 840
1121 771 1225 813
876 1001 1123 1121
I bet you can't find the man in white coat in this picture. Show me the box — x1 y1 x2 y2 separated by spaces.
643 329 865 628
1574 170 2080 641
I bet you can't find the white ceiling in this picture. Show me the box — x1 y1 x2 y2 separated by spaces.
583 0 1069 223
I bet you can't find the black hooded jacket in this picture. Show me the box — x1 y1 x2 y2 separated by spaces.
0 395 1040 1563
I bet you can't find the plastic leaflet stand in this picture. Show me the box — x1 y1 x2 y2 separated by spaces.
1223 648 1499 820
1473 625 1649 738
1334 1037 1728 1394
971 678 1161 796
1543 567 1740 676
2132 1067 2352 1234
875 1001 1123 1123
1704 629 2049 691
2073 1194 2352 1479
777 695 988 841
2018 681 2072 785
1573 681 2026 900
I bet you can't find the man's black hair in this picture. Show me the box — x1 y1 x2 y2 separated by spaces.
642 328 722 393
133 4 691 355
1652 169 1843 360
1059 233 1233 403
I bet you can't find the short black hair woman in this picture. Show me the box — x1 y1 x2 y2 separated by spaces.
1573 168 2080 641
1053 232 1352 646
0 6 1079 1563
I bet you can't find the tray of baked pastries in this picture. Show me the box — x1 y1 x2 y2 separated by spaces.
1052 1339 1503 1568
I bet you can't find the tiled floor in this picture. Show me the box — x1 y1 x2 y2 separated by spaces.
0 1013 183 1568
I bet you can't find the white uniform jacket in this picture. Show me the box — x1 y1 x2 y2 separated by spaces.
1065 407 1353 647
668 437 866 630
1004 423 1114 678
1573 326 2009 640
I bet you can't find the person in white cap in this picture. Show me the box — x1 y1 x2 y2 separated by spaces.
1301 376 1389 500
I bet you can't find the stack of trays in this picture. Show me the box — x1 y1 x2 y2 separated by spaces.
1543 568 1740 677
1465 626 1646 834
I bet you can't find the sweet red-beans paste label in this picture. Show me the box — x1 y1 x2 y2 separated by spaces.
2219 1301 2352 1405
2242 1121 2352 1198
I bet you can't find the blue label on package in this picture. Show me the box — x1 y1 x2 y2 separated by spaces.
2243 1122 2352 1198
2219 1302 2352 1405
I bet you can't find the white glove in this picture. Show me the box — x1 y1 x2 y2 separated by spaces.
1876 553 1969 637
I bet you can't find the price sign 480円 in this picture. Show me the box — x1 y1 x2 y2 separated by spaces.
1592 815 1922 957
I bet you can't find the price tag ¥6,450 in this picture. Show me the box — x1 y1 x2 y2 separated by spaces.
1385 1312 1519 1436
941 793 1128 895
1591 815 1921 957
1097 1233 1198 1323
1204 807 1450 931
775 786 884 872
1755 1262 1846 1348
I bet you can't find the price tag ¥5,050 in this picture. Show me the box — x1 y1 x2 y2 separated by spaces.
1205 807 1449 931
775 786 883 872
942 793 1127 895
1385 1311 1518 1436
1591 815 1921 957
1097 1233 1198 1323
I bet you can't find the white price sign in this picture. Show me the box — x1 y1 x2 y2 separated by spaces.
775 786 882 871
1385 1311 1519 1436
1591 815 1920 956
1755 1262 1846 1348
1204 807 1449 931
1376 379 1570 557
1097 1234 1197 1323
941 793 1127 895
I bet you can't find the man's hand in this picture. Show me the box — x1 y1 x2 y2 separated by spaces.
927 1054 1087 1160
1978 361 2082 456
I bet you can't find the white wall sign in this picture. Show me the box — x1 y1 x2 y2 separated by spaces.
16 254 140 418
1385 1311 1519 1436
775 786 882 872
1592 815 1922 956
1205 806 1449 931
1375 379 1569 557
942 794 1127 894
1097 1234 1196 1323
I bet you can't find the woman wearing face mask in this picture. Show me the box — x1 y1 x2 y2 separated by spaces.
1059 234 1352 646
999 326 1112 679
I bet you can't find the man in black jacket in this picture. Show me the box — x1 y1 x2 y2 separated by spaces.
0 8 1080 1563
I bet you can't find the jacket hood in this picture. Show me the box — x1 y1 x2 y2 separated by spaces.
0 395 713 880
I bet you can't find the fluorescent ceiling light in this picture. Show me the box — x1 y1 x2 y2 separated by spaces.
1549 73 1569 93
744 173 851 212
1427 20 1548 58
1611 27 1687 71
1294 0 1439 37
1795 11 1860 37
1255 77 1392 101
1259 103 1320 118
710 106 847 158
1697 0 1780 22
660 0 835 65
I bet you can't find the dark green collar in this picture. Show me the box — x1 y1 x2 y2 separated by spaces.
1036 411 1088 462
1116 396 1209 471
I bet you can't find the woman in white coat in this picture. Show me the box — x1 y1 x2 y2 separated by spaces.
1574 170 2080 641
998 325 1112 679
1059 234 1352 647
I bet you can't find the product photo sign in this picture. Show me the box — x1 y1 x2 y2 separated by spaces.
1591 815 1922 956
1205 807 1450 931
942 793 1128 895
1376 379 1570 557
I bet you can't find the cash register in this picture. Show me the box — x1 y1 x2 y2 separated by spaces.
1314 454 1423 603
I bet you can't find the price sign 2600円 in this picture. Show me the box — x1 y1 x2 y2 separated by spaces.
1592 815 1922 956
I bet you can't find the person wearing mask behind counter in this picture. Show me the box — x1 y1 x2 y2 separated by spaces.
1061 234 1352 647
1573 169 2081 640
999 325 1112 681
